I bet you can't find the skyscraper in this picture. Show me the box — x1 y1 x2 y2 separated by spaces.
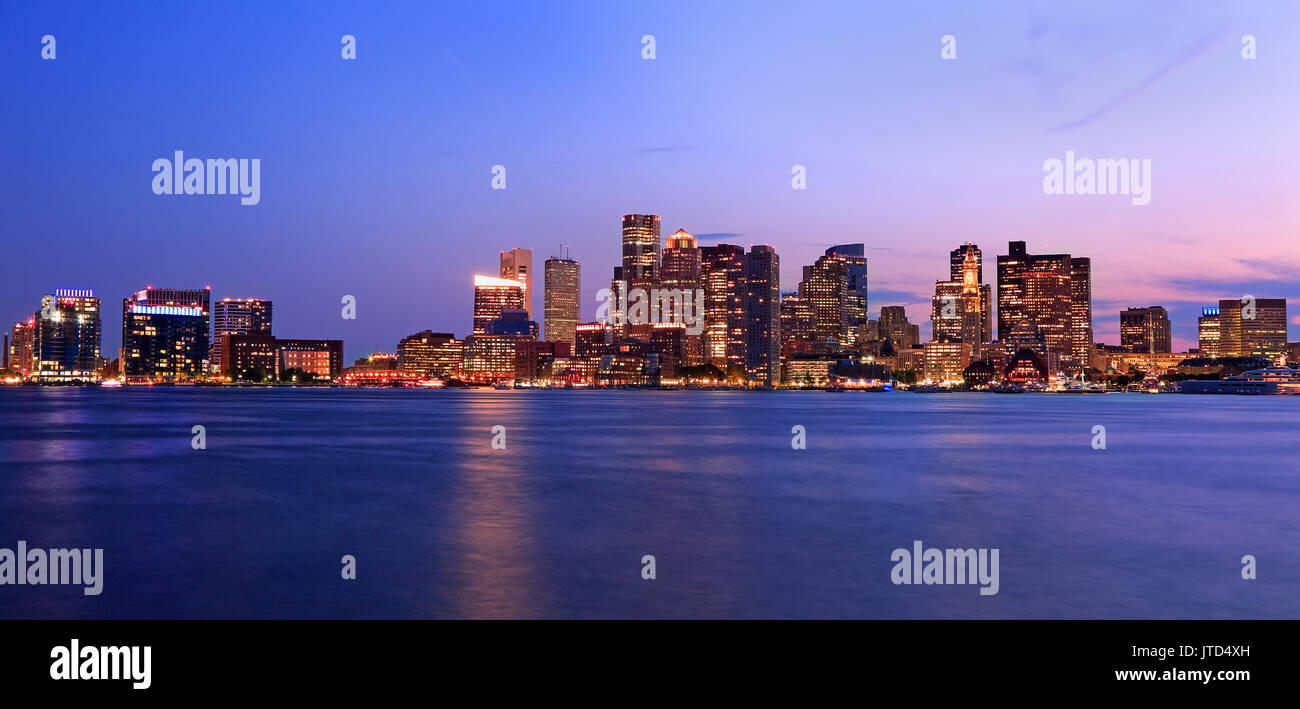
473 274 526 335
500 248 534 317
212 297 272 371
700 244 746 369
121 286 212 382
543 255 580 349
621 214 661 282
661 229 704 365
930 249 984 357
997 241 1093 373
32 289 101 382
1197 306 1221 357
797 254 851 349
396 330 463 375
743 245 780 387
949 242 992 342
825 244 868 328
1120 306 1171 354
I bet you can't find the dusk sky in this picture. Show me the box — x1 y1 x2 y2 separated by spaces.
3 1 1297 361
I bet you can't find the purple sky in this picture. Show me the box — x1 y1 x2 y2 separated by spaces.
3 1 1297 360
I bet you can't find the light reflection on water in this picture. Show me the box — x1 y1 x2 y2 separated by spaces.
0 387 1296 619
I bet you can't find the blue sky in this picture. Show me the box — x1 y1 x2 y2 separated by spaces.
3 0 1297 359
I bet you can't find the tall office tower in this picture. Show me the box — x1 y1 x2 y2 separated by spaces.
9 318 36 375
543 255 580 349
879 305 920 350
798 253 851 347
121 286 212 381
500 248 534 317
396 330 463 375
32 289 102 382
950 243 992 342
661 229 704 365
700 244 747 369
743 245 780 387
997 241 1092 373
1197 306 1221 357
473 275 526 334
621 214 661 281
1217 297 1287 360
212 298 273 370
930 250 984 356
1120 306 1172 353
825 244 869 328
779 293 816 359
1068 257 1094 371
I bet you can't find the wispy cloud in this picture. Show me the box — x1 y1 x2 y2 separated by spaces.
1052 29 1228 130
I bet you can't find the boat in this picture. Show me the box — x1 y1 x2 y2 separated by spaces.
1179 367 1300 395
990 382 1025 394
1055 381 1105 394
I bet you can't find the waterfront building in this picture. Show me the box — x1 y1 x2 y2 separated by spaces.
32 289 102 382
997 241 1093 373
396 331 462 376
700 244 747 369
212 298 272 371
473 275 526 335
1216 297 1287 361
500 248 534 318
621 214 661 281
543 255 580 349
1198 306 1221 358
744 245 780 386
121 286 211 382
1120 306 1171 354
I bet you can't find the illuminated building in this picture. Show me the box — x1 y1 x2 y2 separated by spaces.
543 255 580 349
825 244 869 330
797 253 851 348
930 248 985 357
700 244 747 369
276 339 343 381
222 334 277 380
1288 342 1300 366
396 331 462 375
9 319 36 375
780 293 816 359
500 248 534 317
879 306 920 350
485 309 539 338
962 360 997 388
32 289 102 382
950 243 992 341
996 241 1092 374
574 322 614 358
1216 298 1287 361
473 274 526 335
660 229 704 365
121 287 211 382
621 214 661 281
923 340 971 383
461 334 520 381
1120 306 1171 354
1197 307 1221 358
783 355 836 386
349 353 398 371
744 245 780 387
515 340 571 383
212 298 272 371
1004 348 1049 383
649 322 688 362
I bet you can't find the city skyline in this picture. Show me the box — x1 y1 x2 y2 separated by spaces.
4 2 1299 362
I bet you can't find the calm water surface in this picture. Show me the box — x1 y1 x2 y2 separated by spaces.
0 387 1296 619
